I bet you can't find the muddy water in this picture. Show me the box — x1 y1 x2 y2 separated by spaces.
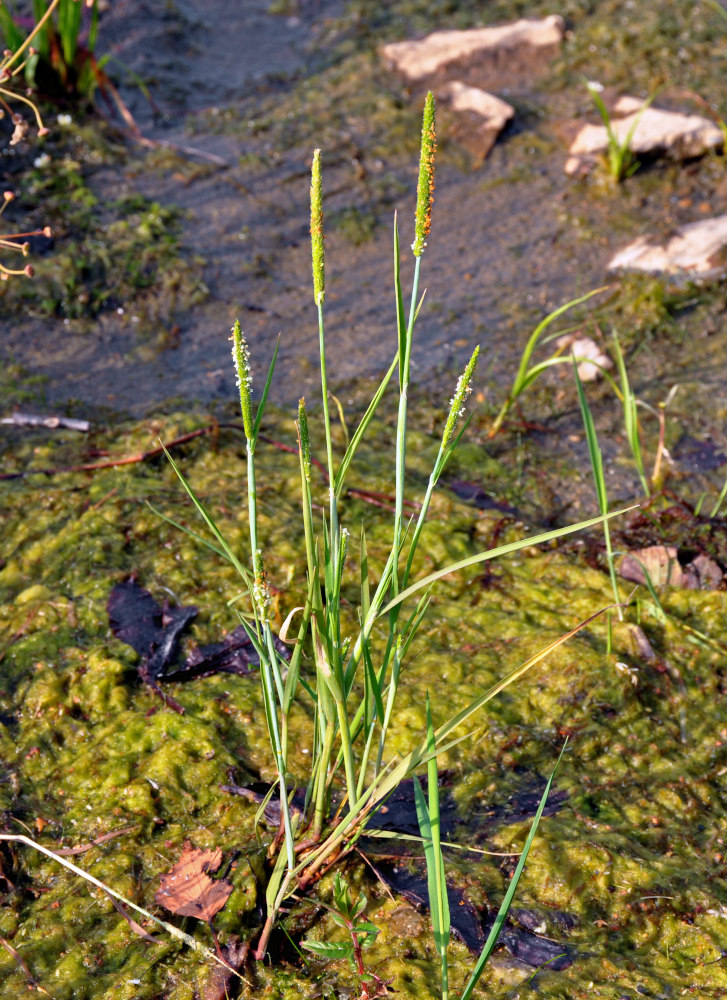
0 0 724 443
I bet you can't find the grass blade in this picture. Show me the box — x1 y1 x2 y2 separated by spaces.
414 694 450 999
334 352 398 498
459 741 568 1000
378 506 636 618
252 333 281 441
162 444 252 585
573 359 622 619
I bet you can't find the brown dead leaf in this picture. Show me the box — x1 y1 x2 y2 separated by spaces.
155 842 233 922
620 545 687 588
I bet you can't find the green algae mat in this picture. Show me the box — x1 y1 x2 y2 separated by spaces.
2 410 727 1000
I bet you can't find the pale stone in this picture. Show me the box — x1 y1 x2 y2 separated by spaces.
608 214 727 280
380 16 565 92
565 100 723 176
554 333 612 382
437 81 514 160
620 546 722 590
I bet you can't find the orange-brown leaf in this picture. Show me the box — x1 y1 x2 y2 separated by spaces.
155 842 233 922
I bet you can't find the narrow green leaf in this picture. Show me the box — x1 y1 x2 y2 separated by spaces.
252 334 281 441
378 506 636 617
459 742 568 1000
302 939 354 961
145 501 227 560
334 353 398 498
162 445 252 585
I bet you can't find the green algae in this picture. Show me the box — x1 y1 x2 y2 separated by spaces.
2 405 727 999
0 119 208 330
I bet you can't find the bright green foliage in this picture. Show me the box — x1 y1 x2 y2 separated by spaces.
489 287 608 437
573 359 622 626
0 0 103 98
302 872 379 969
413 695 451 999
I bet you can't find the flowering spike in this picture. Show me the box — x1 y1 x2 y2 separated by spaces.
252 549 271 622
442 346 479 447
298 397 311 483
310 149 325 306
230 319 254 440
412 92 436 257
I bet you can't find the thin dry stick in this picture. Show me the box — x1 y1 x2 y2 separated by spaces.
0 935 55 998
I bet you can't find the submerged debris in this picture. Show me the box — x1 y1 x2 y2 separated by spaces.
0 412 90 431
107 579 290 709
155 842 233 922
620 545 723 590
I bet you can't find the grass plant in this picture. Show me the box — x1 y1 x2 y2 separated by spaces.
611 330 649 496
0 0 101 98
585 80 657 182
158 93 634 982
573 358 622 633
0 92 640 1000
488 286 608 437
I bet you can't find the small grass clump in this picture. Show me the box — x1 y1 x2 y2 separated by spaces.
159 93 625 990
584 81 657 183
0 0 105 101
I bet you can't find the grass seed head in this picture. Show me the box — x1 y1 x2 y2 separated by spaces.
298 397 311 483
230 319 254 440
253 549 271 621
412 91 436 258
443 346 479 446
310 149 325 306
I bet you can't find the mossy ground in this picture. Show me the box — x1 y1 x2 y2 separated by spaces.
2 401 727 999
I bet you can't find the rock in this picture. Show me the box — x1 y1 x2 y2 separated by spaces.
565 99 723 177
437 81 514 161
554 332 612 382
380 16 564 93
607 214 727 280
620 545 723 590
689 552 723 590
